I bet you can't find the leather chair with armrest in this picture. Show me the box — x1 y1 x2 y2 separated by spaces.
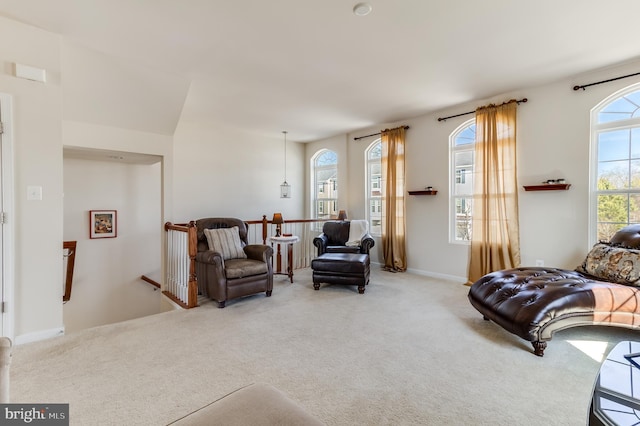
311 220 374 294
195 218 273 308
313 220 375 256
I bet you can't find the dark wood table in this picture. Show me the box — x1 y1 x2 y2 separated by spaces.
269 235 299 283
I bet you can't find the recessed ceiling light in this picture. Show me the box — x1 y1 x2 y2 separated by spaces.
353 2 372 16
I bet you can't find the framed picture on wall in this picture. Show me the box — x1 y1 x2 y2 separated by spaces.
90 210 117 239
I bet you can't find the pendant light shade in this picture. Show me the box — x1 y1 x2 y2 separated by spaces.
280 181 291 198
280 131 291 198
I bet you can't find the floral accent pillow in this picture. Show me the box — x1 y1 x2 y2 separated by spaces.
576 243 640 286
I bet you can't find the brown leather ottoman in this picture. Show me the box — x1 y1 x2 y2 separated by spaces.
311 253 370 294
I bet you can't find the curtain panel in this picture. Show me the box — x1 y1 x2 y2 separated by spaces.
381 126 407 272
468 101 521 284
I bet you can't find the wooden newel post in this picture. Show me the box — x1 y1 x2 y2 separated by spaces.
187 221 198 308
261 215 268 244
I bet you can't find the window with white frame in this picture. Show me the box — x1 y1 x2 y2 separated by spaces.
450 120 476 242
312 149 338 220
591 85 640 242
365 140 382 235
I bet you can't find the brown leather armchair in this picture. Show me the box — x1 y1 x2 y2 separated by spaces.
195 218 273 308
313 220 375 256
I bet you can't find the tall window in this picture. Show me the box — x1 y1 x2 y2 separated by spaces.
450 120 476 242
312 149 338 220
592 85 640 241
366 140 382 235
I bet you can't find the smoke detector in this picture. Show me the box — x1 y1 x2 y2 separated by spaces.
353 3 372 16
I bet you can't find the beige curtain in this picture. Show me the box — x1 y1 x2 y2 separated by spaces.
381 126 407 272
467 101 521 284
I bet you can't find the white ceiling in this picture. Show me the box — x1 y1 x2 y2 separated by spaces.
2 0 640 142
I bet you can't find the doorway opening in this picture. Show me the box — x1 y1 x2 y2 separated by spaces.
62 147 163 332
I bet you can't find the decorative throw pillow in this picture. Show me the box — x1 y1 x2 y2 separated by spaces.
576 243 640 286
204 227 247 260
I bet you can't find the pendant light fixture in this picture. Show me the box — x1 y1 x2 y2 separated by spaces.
280 131 291 198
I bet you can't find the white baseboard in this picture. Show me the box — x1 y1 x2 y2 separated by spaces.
371 260 467 283
161 293 183 311
14 327 65 346
405 267 467 284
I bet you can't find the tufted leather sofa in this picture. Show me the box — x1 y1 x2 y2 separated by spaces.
468 224 640 356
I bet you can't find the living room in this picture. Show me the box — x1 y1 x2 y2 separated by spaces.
2 2 640 423
3 2 640 343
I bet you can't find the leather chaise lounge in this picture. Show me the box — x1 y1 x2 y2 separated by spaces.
468 224 640 356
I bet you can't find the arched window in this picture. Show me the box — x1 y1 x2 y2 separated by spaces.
450 119 476 242
591 85 640 242
312 149 338 219
365 140 382 235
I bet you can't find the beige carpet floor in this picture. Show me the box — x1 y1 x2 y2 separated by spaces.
10 268 638 425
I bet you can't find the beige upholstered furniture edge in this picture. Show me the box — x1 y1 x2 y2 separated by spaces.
167 383 324 425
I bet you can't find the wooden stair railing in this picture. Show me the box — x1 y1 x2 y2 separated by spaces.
163 221 198 309
140 275 161 290
63 241 77 302
246 216 332 271
161 216 335 309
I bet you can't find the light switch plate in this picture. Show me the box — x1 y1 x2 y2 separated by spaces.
27 186 42 200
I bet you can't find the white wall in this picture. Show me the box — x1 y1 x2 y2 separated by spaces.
0 19 182 342
172 119 305 223
0 17 64 342
308 59 640 282
61 41 190 136
59 41 181 332
63 158 162 332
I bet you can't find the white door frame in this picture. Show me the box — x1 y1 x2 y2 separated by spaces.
0 93 15 340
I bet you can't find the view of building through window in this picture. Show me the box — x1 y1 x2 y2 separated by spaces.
451 120 475 242
313 87 640 243
366 140 382 235
594 87 640 240
313 150 338 219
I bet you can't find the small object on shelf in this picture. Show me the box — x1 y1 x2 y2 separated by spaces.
408 188 438 195
523 183 571 191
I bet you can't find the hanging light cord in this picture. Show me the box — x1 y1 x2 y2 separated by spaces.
283 131 288 183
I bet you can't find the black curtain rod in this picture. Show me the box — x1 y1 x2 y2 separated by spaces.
353 125 410 141
573 71 640 91
437 98 528 122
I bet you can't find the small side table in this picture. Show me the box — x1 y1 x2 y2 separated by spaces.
269 235 299 283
